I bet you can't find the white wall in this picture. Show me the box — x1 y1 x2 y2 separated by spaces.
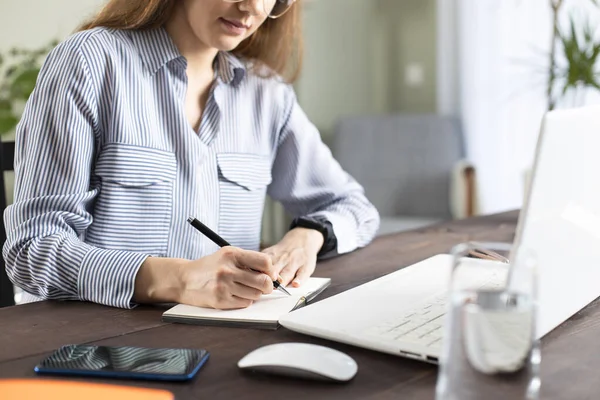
436 0 459 116
295 0 383 139
457 0 554 214
450 0 600 215
388 0 437 113
296 0 438 140
0 0 104 51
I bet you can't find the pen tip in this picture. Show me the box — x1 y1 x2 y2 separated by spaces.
278 285 292 296
187 217 193 223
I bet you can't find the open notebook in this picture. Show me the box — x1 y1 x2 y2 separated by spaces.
162 277 331 330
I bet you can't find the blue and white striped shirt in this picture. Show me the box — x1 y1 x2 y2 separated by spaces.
3 27 379 309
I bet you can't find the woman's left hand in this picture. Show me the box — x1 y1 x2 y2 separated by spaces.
262 228 324 288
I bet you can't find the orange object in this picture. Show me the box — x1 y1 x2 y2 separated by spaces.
0 379 174 400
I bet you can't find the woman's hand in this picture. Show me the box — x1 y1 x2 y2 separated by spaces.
133 247 277 310
262 228 324 288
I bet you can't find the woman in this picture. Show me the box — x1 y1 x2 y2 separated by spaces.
3 0 379 310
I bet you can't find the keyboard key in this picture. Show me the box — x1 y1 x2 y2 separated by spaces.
362 275 505 348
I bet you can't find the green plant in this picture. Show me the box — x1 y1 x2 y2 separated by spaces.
548 0 600 110
559 16 600 99
0 40 58 137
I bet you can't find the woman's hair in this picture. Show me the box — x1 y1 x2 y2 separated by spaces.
78 0 303 82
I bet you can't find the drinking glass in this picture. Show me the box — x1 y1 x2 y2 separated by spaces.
435 241 540 400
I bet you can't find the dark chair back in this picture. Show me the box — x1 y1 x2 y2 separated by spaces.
0 140 15 307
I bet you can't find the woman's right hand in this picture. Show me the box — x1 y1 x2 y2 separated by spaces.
133 247 277 309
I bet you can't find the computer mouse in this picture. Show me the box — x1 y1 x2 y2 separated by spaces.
237 342 358 382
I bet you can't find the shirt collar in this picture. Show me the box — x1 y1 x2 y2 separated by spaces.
214 51 247 87
131 27 183 75
130 27 246 86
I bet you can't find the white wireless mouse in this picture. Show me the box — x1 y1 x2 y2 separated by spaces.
237 342 358 382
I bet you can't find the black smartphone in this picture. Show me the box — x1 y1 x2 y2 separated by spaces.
34 344 209 381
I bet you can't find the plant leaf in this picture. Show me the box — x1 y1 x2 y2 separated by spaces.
0 99 11 112
4 66 17 80
561 81 570 96
589 79 600 91
0 114 18 135
570 14 579 52
10 68 40 100
556 14 600 99
592 43 600 60
583 20 593 44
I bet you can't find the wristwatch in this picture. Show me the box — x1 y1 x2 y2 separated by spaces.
290 216 337 257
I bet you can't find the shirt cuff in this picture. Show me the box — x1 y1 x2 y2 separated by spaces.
308 211 358 255
79 247 150 309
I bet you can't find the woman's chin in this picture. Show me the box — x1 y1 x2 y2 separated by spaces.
211 36 247 52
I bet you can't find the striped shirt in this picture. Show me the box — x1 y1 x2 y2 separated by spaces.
2 27 380 309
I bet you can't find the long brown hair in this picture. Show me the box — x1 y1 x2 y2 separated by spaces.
79 0 303 82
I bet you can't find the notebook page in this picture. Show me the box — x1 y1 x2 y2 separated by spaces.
163 278 330 323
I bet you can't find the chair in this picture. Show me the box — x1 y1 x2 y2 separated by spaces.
0 140 15 307
332 114 477 236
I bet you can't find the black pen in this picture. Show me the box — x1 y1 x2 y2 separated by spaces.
187 217 292 296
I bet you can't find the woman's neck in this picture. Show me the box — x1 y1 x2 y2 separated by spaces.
165 6 218 77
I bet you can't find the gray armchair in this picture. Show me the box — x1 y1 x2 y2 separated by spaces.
332 114 477 236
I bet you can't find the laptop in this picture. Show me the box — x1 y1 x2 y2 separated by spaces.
279 105 600 363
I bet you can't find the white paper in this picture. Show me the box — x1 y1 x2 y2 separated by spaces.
163 277 331 324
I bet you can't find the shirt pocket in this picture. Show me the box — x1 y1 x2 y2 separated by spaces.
216 153 272 250
86 143 177 256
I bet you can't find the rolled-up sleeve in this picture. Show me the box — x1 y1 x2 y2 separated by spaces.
2 41 148 308
267 86 380 255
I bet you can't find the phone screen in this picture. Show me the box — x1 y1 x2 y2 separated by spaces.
34 344 209 381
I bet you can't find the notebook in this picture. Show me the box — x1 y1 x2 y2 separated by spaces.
162 277 331 330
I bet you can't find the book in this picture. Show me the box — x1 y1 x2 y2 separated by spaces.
162 277 331 330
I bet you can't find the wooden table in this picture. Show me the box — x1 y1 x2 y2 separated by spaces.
1 211 599 399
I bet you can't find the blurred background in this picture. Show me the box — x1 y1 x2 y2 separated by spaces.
2 0 600 248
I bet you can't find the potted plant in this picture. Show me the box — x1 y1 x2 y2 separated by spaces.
0 40 58 139
547 0 600 110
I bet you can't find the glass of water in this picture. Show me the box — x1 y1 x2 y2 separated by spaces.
435 241 540 400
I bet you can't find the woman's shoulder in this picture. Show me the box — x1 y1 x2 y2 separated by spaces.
54 27 121 54
235 57 296 100
245 62 288 86
49 27 136 69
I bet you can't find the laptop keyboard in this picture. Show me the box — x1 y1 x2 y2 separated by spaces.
364 295 447 349
363 277 504 350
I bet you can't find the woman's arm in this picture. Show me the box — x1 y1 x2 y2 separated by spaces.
1 40 149 308
3 38 279 310
267 86 380 257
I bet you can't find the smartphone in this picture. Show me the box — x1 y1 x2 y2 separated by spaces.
34 344 209 381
